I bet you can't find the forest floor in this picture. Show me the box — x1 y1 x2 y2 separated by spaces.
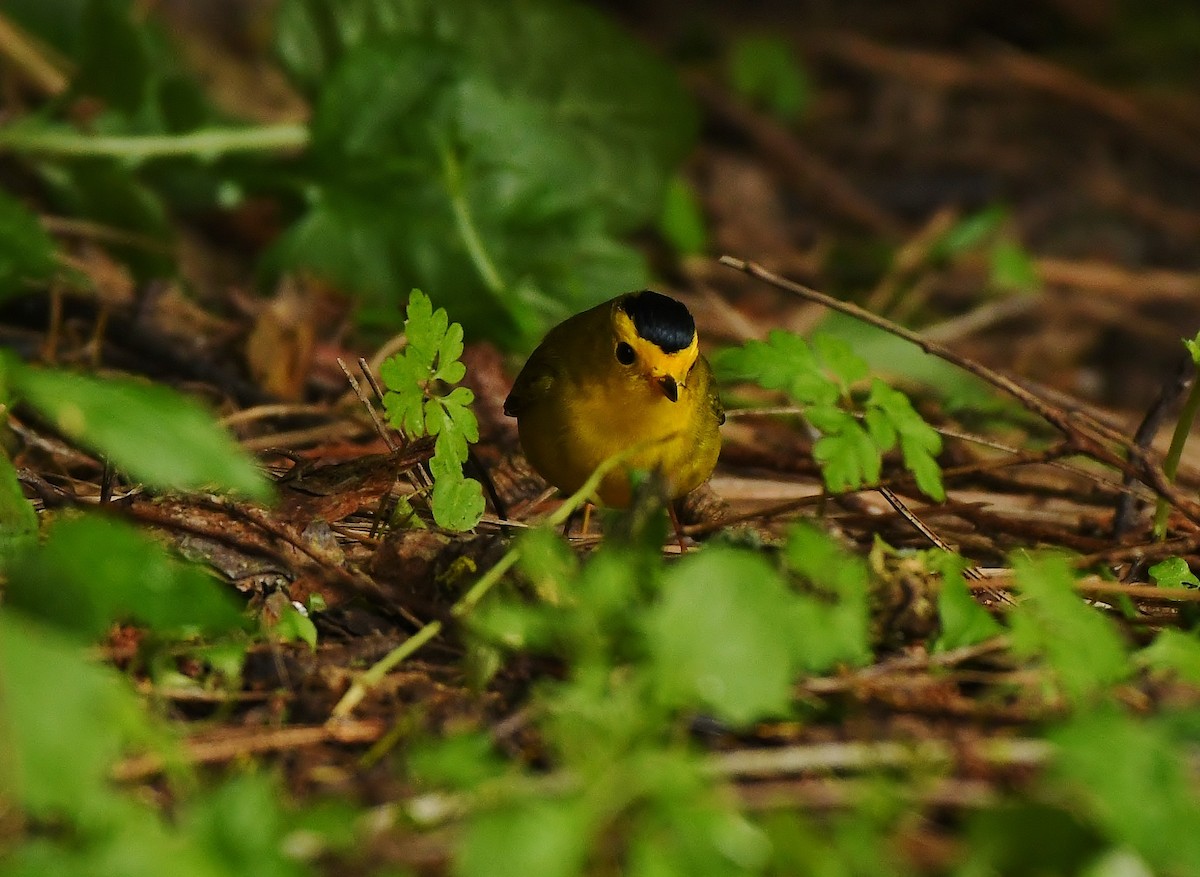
7 1 1200 873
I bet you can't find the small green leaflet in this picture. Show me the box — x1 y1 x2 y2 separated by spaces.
932 552 1001 652
718 330 944 500
381 289 485 531
727 35 811 123
1148 556 1200 589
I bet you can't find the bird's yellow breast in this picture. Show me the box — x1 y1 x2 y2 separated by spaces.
506 294 723 507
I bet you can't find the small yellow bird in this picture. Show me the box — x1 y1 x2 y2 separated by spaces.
504 290 724 508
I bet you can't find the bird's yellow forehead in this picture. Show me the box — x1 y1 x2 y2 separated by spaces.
612 305 699 378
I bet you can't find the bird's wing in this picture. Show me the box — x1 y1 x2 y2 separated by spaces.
503 344 560 418
697 356 726 425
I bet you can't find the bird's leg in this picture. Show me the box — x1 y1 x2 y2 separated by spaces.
668 503 689 553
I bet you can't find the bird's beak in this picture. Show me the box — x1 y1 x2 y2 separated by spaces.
656 375 679 402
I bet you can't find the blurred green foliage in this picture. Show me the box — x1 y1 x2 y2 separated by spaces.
727 35 810 122
1 0 696 348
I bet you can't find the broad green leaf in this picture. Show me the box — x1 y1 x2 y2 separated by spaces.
649 548 798 724
960 803 1105 876
408 732 508 791
627 758 770 876
0 189 58 300
12 364 271 501
0 451 38 565
182 773 311 877
456 798 590 877
933 552 1002 651
272 0 693 342
1136 629 1200 684
277 0 695 230
1009 553 1129 704
867 380 945 501
1051 710 1200 874
784 524 872 672
6 514 247 642
1148 556 1200 588
0 613 157 821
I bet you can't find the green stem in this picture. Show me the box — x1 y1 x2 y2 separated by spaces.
440 145 505 296
329 620 443 719
327 439 665 719
1154 376 1200 539
0 123 310 161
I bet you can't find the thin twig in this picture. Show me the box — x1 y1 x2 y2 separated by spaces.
337 357 396 451
719 255 1200 527
112 720 386 782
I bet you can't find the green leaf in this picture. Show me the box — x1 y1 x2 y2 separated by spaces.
1148 556 1200 588
727 35 810 122
0 612 157 821
517 527 579 604
0 450 38 566
381 289 483 531
1135 629 1200 684
272 0 694 342
6 514 247 642
628 759 771 876
648 548 798 725
715 331 837 406
183 773 311 877
456 798 590 877
1008 553 1129 704
933 552 1002 651
813 333 869 388
930 204 1007 262
76 0 152 114
428 386 479 466
813 418 880 492
12 365 272 501
1050 710 1200 874
278 0 695 231
268 602 318 650
1184 331 1200 366
960 803 1105 876
432 471 485 531
658 175 707 256
866 379 945 501
0 189 58 301
784 524 872 672
989 239 1040 294
409 732 507 791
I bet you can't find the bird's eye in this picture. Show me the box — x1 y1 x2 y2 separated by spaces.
615 342 636 365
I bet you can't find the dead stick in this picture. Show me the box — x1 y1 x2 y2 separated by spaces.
112 720 386 782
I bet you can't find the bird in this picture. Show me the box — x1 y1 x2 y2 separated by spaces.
504 290 724 509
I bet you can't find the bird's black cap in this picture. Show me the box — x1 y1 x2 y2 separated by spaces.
619 290 695 353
